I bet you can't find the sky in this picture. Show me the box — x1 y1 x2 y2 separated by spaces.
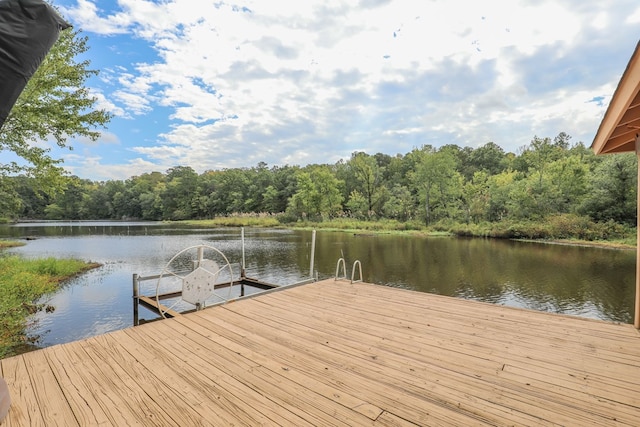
42 0 640 181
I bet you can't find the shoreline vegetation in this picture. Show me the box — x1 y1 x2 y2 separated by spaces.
181 213 637 250
0 240 100 358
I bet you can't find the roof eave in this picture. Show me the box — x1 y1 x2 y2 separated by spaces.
591 41 640 155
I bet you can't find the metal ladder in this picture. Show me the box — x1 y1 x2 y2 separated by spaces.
334 257 363 283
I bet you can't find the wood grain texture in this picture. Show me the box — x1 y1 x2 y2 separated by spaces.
1 279 639 426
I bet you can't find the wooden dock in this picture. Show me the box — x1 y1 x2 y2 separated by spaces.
1 279 640 426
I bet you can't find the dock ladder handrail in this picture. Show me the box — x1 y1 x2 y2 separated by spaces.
335 257 347 281
334 258 363 283
351 260 363 283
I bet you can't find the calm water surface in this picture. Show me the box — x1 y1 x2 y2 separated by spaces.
0 221 635 348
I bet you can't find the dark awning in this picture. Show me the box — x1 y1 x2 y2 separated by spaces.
0 0 71 130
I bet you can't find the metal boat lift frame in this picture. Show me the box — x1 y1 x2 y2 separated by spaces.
132 229 317 325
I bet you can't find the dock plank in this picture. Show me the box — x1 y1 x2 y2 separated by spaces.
265 282 640 382
162 317 385 426
166 315 385 421
85 332 218 427
111 327 248 426
60 339 175 426
215 296 575 426
185 304 508 426
2 279 640 426
277 282 640 358
1 356 45 427
120 322 311 426
20 350 78 426
44 345 112 426
260 285 640 391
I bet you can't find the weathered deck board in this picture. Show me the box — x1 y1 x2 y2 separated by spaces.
2 279 640 426
225 292 605 425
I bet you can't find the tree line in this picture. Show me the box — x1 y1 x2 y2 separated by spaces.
0 28 634 235
4 132 637 232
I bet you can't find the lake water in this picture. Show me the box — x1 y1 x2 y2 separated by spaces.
0 221 635 349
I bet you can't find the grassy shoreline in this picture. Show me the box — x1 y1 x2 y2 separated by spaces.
0 240 100 358
0 240 26 249
180 215 637 250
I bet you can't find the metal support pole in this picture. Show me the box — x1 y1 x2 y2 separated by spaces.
197 246 204 269
241 227 246 279
309 230 316 278
133 273 139 326
635 134 640 329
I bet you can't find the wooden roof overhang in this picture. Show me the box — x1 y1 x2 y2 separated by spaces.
591 40 640 329
592 41 640 155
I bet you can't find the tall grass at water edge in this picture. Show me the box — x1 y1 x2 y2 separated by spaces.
0 249 99 358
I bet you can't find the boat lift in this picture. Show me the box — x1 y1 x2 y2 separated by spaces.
132 229 318 325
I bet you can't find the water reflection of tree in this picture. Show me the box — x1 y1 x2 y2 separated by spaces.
337 235 634 323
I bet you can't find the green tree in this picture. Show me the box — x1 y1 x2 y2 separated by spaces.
127 172 165 220
408 146 461 225
462 171 490 223
8 176 55 219
263 165 299 213
101 180 126 218
546 155 590 213
382 184 415 221
139 190 164 220
45 176 87 219
486 170 517 221
162 166 198 220
0 178 22 219
468 142 508 178
515 134 567 179
287 166 343 220
580 153 637 225
348 152 385 216
244 162 273 212
505 175 540 220
507 134 577 219
382 153 412 189
78 181 108 219
262 185 281 213
345 190 369 219
0 28 111 201
207 168 251 214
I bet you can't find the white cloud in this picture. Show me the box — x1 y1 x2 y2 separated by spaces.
61 0 131 34
57 0 639 180
90 90 127 118
64 153 167 181
109 94 148 117
65 130 120 148
627 6 640 23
